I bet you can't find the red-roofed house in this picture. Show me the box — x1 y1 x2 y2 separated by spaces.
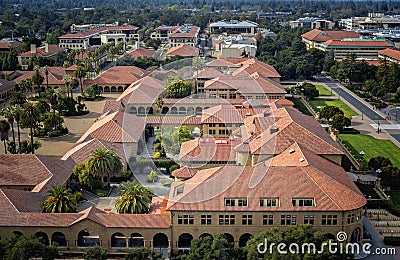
379 48 400 64
18 43 66 70
166 44 199 57
14 67 67 93
168 24 200 47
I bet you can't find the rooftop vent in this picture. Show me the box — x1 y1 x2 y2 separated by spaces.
299 158 305 162
289 149 295 154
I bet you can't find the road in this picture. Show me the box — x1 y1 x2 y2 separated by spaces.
315 75 400 143
363 217 397 260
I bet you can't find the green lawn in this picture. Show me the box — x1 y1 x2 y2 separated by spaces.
315 84 334 96
308 99 358 118
388 191 400 216
287 97 312 116
338 134 400 167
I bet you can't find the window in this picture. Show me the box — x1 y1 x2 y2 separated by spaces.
347 213 355 224
242 215 253 225
322 215 338 225
219 129 226 135
201 214 212 225
219 94 227 99
219 123 225 127
225 198 247 207
208 129 216 135
173 184 184 197
229 94 236 99
304 215 315 225
263 215 274 225
209 124 216 127
260 198 279 207
178 214 194 225
292 198 314 207
219 215 235 225
281 215 296 225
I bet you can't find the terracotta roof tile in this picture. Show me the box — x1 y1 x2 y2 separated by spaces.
323 40 393 47
102 100 121 113
145 116 201 125
194 67 223 79
126 48 155 59
85 66 145 86
19 45 65 57
172 166 199 179
301 29 360 42
166 44 199 57
379 48 400 60
14 67 66 85
58 26 138 39
117 76 165 106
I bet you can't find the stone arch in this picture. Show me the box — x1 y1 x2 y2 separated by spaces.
204 107 210 110
239 233 252 247
129 233 144 248
117 86 124 92
223 233 234 245
162 107 169 114
129 107 137 114
77 229 100 247
111 232 126 248
178 233 193 249
111 86 117 92
153 233 169 249
187 107 195 115
147 107 153 114
170 107 178 115
138 107 146 114
195 107 202 115
51 232 67 247
179 107 186 115
199 233 213 239
12 231 23 237
104 86 110 92
35 231 49 246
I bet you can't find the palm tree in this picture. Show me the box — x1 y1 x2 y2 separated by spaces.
36 99 51 114
74 66 87 93
42 185 77 213
87 148 122 188
44 65 49 91
63 75 73 98
0 120 10 154
155 96 164 135
21 103 40 154
31 66 44 96
115 181 153 214
12 105 23 151
18 78 33 97
1 106 16 153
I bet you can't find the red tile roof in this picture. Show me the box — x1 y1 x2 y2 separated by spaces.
102 100 121 113
231 58 281 79
179 138 241 163
19 45 65 57
85 66 145 86
322 40 394 47
77 111 145 143
58 26 139 39
117 76 165 106
206 59 239 68
146 116 201 125
126 48 155 59
172 166 199 179
301 29 360 42
169 25 199 38
14 67 66 85
194 67 223 79
379 48 400 60
166 44 199 57
168 143 365 212
0 79 17 92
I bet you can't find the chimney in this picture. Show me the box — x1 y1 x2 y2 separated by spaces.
269 125 277 134
45 43 49 53
30 44 36 54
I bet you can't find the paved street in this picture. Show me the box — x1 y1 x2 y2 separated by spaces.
364 217 397 260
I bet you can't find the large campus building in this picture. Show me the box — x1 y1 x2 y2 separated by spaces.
0 57 366 258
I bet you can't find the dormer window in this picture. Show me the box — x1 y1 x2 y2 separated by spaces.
225 198 247 207
173 184 185 197
260 198 279 207
292 198 315 207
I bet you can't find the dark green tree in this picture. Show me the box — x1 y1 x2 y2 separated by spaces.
83 246 107 260
319 106 344 120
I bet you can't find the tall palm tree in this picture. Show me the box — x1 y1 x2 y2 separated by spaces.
41 185 77 213
44 65 49 91
1 106 16 153
12 105 23 152
0 120 10 154
115 181 153 214
21 103 40 154
87 148 122 188
73 66 86 93
155 96 164 135
63 75 73 98
31 66 44 96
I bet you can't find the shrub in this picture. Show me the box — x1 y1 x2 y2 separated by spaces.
384 236 400 246
153 151 161 159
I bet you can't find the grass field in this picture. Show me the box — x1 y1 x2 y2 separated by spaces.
338 134 400 167
388 191 400 215
287 97 312 116
315 84 334 96
308 99 358 118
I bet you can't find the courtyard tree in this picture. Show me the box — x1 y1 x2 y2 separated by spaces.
87 148 122 187
42 185 77 213
331 114 351 132
0 119 10 154
301 82 319 99
115 181 153 214
165 76 192 98
319 105 344 120
83 246 107 260
31 66 44 96
1 106 16 153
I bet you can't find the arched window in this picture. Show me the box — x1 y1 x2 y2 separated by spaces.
52 232 67 247
178 233 193 249
111 232 126 248
129 233 144 248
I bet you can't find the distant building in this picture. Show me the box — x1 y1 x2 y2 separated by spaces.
209 20 259 35
150 25 180 42
379 48 400 64
0 40 21 53
340 13 400 31
301 29 361 49
166 44 199 57
168 24 200 48
289 17 333 30
211 35 257 58
58 26 140 50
